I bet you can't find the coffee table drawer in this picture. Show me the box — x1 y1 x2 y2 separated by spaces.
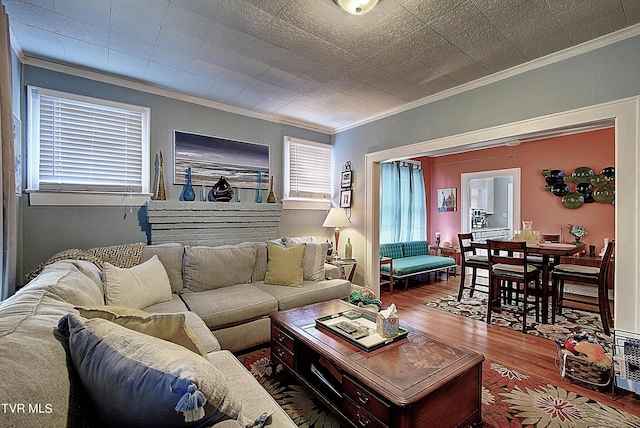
343 374 390 425
272 341 295 368
272 325 295 353
343 396 388 428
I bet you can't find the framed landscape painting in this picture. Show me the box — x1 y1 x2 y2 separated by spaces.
173 131 269 190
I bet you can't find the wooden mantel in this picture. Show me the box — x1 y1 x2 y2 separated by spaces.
146 201 282 246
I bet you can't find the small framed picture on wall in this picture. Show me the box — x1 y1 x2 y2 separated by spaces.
341 170 352 188
340 189 352 208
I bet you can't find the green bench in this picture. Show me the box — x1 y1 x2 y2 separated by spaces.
380 241 457 294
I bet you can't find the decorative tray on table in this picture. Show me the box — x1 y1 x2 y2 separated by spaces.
315 310 408 352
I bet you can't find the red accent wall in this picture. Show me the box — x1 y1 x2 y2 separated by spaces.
416 128 615 252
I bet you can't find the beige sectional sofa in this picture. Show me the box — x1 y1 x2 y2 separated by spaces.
0 238 351 427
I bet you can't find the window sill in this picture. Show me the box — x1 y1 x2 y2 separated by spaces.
26 190 152 206
282 198 332 210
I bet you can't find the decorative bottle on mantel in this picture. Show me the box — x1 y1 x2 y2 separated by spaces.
344 238 353 259
182 167 196 201
255 172 263 203
267 176 276 203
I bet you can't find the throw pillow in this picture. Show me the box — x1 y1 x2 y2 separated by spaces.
86 242 146 268
58 313 249 428
269 237 327 281
300 242 328 281
102 255 172 309
264 243 305 287
76 306 207 357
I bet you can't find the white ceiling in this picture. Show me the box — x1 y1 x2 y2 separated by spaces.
4 0 640 133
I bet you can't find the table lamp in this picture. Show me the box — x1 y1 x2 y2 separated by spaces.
322 207 351 258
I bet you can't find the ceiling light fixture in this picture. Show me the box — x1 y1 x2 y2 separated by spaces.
334 0 379 15
505 141 521 147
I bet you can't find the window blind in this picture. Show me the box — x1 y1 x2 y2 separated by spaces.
285 137 332 199
29 87 147 193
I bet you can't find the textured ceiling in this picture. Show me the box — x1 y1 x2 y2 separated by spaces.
4 0 640 133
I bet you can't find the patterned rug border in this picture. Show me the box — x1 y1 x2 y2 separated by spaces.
424 292 612 345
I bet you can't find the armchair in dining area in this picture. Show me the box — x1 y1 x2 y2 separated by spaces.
486 240 542 333
551 240 615 335
457 233 489 301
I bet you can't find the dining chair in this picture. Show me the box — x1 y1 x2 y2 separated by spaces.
551 240 615 335
486 239 541 333
457 233 489 301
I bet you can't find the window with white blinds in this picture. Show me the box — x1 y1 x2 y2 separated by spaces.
27 86 150 193
284 137 332 200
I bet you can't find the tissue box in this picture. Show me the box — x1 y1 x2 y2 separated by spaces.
376 313 399 338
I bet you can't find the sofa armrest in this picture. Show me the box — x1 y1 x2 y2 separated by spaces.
324 263 342 279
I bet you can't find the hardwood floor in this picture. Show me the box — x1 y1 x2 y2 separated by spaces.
378 272 640 417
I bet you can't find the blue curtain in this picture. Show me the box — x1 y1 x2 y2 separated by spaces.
380 162 426 243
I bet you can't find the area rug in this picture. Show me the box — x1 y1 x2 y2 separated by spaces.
237 348 640 428
424 292 612 345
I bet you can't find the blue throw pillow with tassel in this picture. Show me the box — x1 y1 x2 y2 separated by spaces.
58 313 250 427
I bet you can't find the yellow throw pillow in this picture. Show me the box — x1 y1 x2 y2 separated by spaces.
264 243 305 287
76 306 207 357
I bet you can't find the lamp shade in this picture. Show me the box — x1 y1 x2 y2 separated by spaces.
322 208 351 228
334 0 379 15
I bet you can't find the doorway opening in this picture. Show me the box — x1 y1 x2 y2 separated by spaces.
461 168 521 236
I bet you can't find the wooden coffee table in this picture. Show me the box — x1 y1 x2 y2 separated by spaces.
270 300 484 428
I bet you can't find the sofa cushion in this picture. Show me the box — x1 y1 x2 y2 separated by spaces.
384 255 455 276
264 243 305 287
183 243 257 292
251 241 268 282
255 278 352 311
59 313 250 428
25 248 104 281
401 240 430 257
102 255 172 309
0 287 113 427
143 293 190 313
379 242 403 259
76 306 207 357
141 242 184 293
181 283 278 330
207 350 297 427
36 261 105 307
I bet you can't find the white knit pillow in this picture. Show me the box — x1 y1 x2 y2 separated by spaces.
103 255 172 309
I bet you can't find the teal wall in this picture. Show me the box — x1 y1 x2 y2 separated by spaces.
18 66 330 284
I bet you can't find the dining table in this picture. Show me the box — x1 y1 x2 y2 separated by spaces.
477 240 585 324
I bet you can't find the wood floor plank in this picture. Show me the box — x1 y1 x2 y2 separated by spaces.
378 273 640 417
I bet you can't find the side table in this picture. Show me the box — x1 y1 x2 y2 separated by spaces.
331 258 357 282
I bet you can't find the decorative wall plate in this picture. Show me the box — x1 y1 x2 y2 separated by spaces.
561 192 584 209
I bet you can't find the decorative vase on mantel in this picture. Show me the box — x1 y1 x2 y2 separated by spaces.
181 167 196 201
208 176 234 202
267 176 276 203
255 172 263 203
